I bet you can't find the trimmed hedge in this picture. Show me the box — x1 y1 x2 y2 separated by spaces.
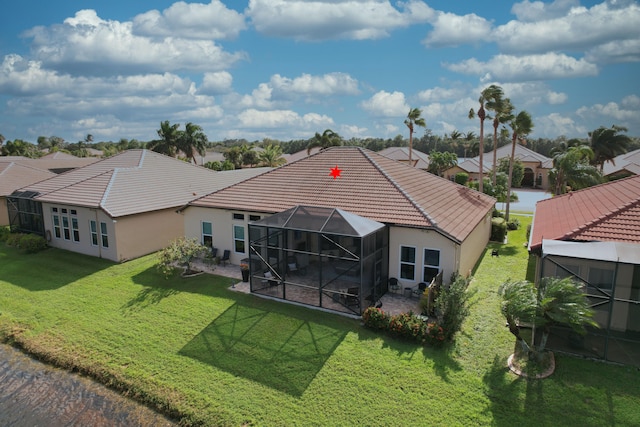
491 217 507 242
4 232 48 253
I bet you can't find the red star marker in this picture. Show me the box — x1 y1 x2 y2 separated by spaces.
329 165 342 179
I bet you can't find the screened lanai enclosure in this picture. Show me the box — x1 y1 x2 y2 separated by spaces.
247 205 388 316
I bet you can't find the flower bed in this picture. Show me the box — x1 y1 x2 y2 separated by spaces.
362 307 446 346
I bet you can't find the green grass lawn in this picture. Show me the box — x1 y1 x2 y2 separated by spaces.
1 215 639 426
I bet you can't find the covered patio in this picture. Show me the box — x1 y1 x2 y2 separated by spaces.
247 205 389 316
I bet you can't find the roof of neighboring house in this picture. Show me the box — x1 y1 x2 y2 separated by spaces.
0 161 56 197
189 146 496 243
529 174 640 251
455 144 552 173
18 150 271 218
378 147 430 169
283 147 322 163
602 148 640 177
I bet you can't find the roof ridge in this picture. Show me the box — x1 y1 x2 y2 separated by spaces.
100 169 118 213
360 148 438 227
565 197 640 240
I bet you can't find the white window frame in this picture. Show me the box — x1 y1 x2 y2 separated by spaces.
90 220 98 246
233 224 246 254
62 216 71 240
71 216 80 243
423 248 440 283
202 221 213 248
399 245 416 281
100 221 109 248
52 213 61 239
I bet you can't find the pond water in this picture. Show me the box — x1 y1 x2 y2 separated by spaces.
0 344 176 427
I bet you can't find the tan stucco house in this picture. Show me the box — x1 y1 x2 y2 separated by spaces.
11 150 270 262
444 144 552 190
182 146 495 315
0 161 56 226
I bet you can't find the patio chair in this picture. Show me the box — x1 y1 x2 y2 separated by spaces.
412 282 428 299
388 277 400 294
345 287 360 307
211 247 218 258
220 250 230 266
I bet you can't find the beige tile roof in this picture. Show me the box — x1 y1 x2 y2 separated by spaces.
19 150 271 218
190 146 495 242
0 162 56 197
378 147 430 169
530 174 640 251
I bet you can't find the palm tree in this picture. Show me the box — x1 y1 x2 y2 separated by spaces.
404 108 426 166
489 95 514 185
549 145 601 195
505 110 533 222
0 134 5 150
179 122 208 164
149 120 181 157
449 130 462 155
259 144 287 167
500 277 597 361
307 129 342 154
469 85 502 193
462 131 476 158
588 125 631 171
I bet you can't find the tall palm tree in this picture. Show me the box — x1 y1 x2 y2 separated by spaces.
469 85 502 193
259 144 287 167
449 130 462 155
404 108 426 166
179 122 208 164
505 110 534 221
588 125 631 171
489 95 514 185
549 144 601 195
307 129 342 154
149 120 181 157
463 131 476 158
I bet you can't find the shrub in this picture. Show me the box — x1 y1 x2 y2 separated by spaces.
454 172 469 185
362 307 391 330
388 312 427 341
434 274 474 342
5 233 24 247
507 218 520 231
491 217 507 242
424 322 446 346
19 234 48 253
157 238 209 278
492 208 504 218
0 226 10 242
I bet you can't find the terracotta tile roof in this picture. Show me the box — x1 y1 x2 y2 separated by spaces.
190 146 495 242
19 150 271 218
0 161 56 197
529 174 640 251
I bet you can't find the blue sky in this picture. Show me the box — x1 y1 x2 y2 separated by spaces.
0 0 638 144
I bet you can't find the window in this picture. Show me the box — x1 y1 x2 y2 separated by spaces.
400 246 416 280
71 217 80 242
52 214 61 239
249 215 260 221
202 221 213 247
100 222 109 248
423 248 440 283
62 216 71 240
61 208 67 214
233 213 245 220
52 207 58 213
234 225 245 253
90 220 98 246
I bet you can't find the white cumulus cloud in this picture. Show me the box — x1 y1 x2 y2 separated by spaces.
246 0 434 41
423 12 492 47
270 72 360 97
360 90 409 117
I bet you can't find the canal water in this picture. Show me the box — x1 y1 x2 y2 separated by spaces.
0 344 176 427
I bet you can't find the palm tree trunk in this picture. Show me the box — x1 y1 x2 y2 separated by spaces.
408 129 413 166
505 136 517 222
492 121 499 185
479 120 484 193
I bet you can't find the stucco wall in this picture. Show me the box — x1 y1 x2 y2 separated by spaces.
459 211 493 277
114 208 184 262
41 204 184 262
183 206 269 266
0 197 8 226
42 204 115 260
388 226 459 289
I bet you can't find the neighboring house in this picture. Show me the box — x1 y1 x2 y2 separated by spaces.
602 148 640 180
10 150 270 262
182 146 495 315
378 147 430 169
0 161 56 226
444 144 552 190
3 152 99 174
283 147 322 163
528 175 640 365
